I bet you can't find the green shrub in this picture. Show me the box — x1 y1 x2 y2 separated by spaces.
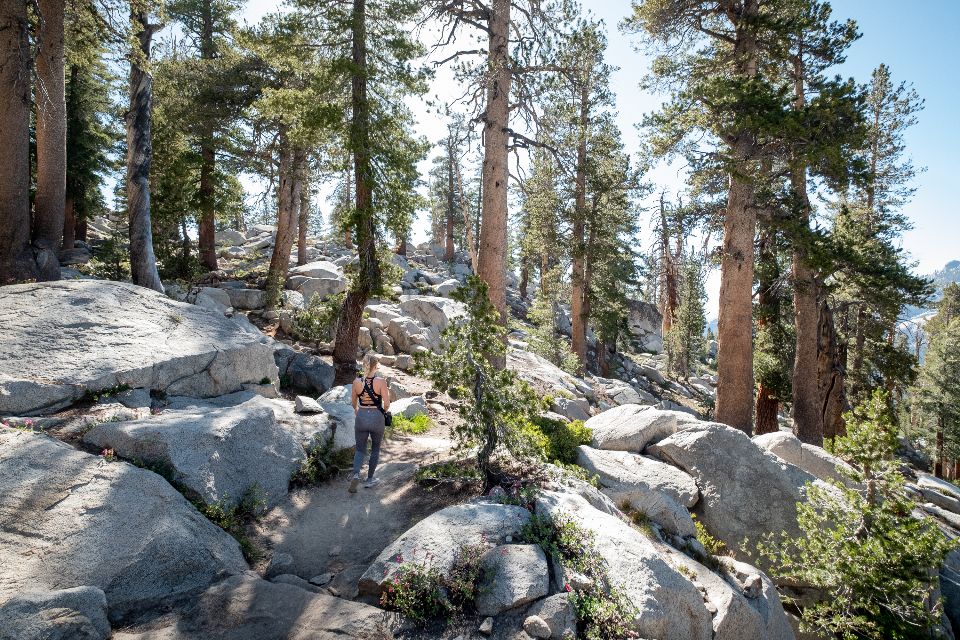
379 563 448 624
522 511 639 639
194 485 267 563
390 413 431 435
446 543 490 611
414 459 483 486
572 587 640 640
692 514 727 556
522 416 593 465
290 434 354 487
292 292 345 343
757 391 956 639
379 542 492 624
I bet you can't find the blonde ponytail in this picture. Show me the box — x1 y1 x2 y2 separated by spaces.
362 352 379 378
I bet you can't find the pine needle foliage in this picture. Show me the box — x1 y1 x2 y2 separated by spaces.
758 391 955 639
419 276 542 484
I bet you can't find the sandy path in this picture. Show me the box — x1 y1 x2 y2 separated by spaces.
251 427 465 602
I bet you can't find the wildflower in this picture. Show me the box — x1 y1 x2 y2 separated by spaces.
564 582 572 592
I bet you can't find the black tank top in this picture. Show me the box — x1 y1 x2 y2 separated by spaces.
359 376 381 407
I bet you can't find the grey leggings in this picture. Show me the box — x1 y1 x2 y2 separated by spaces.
352 408 386 479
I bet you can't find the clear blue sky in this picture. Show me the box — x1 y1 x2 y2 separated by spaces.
242 0 959 279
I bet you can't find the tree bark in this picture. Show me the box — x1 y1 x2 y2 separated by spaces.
476 0 511 326
333 0 381 384
33 0 66 280
714 0 759 435
297 176 309 266
936 416 944 478
755 382 779 435
715 172 757 434
790 57 822 445
454 154 476 271
196 0 217 271
445 139 456 262
570 83 589 375
818 297 847 439
660 193 678 336
265 134 298 311
63 194 76 253
126 10 163 293
0 0 36 284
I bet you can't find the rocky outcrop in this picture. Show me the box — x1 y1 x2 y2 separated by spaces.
0 280 277 416
587 404 702 452
112 574 393 640
84 396 304 508
0 430 248 623
0 586 110 640
524 593 577 639
273 346 335 396
358 503 531 595
576 445 698 536
753 431 858 488
536 491 713 640
626 299 663 353
650 423 822 562
475 544 549 616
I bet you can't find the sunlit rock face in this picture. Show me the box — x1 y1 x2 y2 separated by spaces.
0 280 278 416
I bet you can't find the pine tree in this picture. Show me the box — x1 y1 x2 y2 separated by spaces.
0 0 38 283
666 258 707 377
759 391 954 638
420 276 541 487
64 0 118 252
162 0 246 271
126 0 165 293
916 284 960 478
626 0 785 434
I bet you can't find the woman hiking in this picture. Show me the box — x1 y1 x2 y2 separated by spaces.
349 353 391 493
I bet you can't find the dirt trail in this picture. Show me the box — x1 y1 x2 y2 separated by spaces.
251 427 463 602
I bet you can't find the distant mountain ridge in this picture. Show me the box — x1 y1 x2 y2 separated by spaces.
904 259 960 321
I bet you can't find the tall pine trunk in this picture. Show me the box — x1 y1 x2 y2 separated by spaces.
715 0 759 435
476 0 510 326
197 0 217 271
445 140 455 262
790 56 822 445
570 84 589 374
754 227 779 435
333 0 381 384
716 170 757 434
265 135 298 311
126 10 163 293
33 0 66 280
660 195 678 336
0 0 36 284
297 177 309 265
818 297 847 439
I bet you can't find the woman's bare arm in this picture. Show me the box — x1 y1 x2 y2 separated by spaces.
378 378 391 410
351 379 360 411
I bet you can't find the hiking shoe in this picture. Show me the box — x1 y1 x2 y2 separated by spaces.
348 475 361 493
364 477 380 489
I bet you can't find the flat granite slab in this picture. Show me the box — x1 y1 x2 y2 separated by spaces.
0 280 277 416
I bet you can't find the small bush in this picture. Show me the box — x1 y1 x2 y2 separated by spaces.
523 510 639 639
692 514 727 556
195 485 267 563
379 563 448 624
572 587 640 640
290 434 354 487
390 413 431 435
446 543 490 611
415 459 483 486
292 292 345 343
522 416 593 465
379 542 491 624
